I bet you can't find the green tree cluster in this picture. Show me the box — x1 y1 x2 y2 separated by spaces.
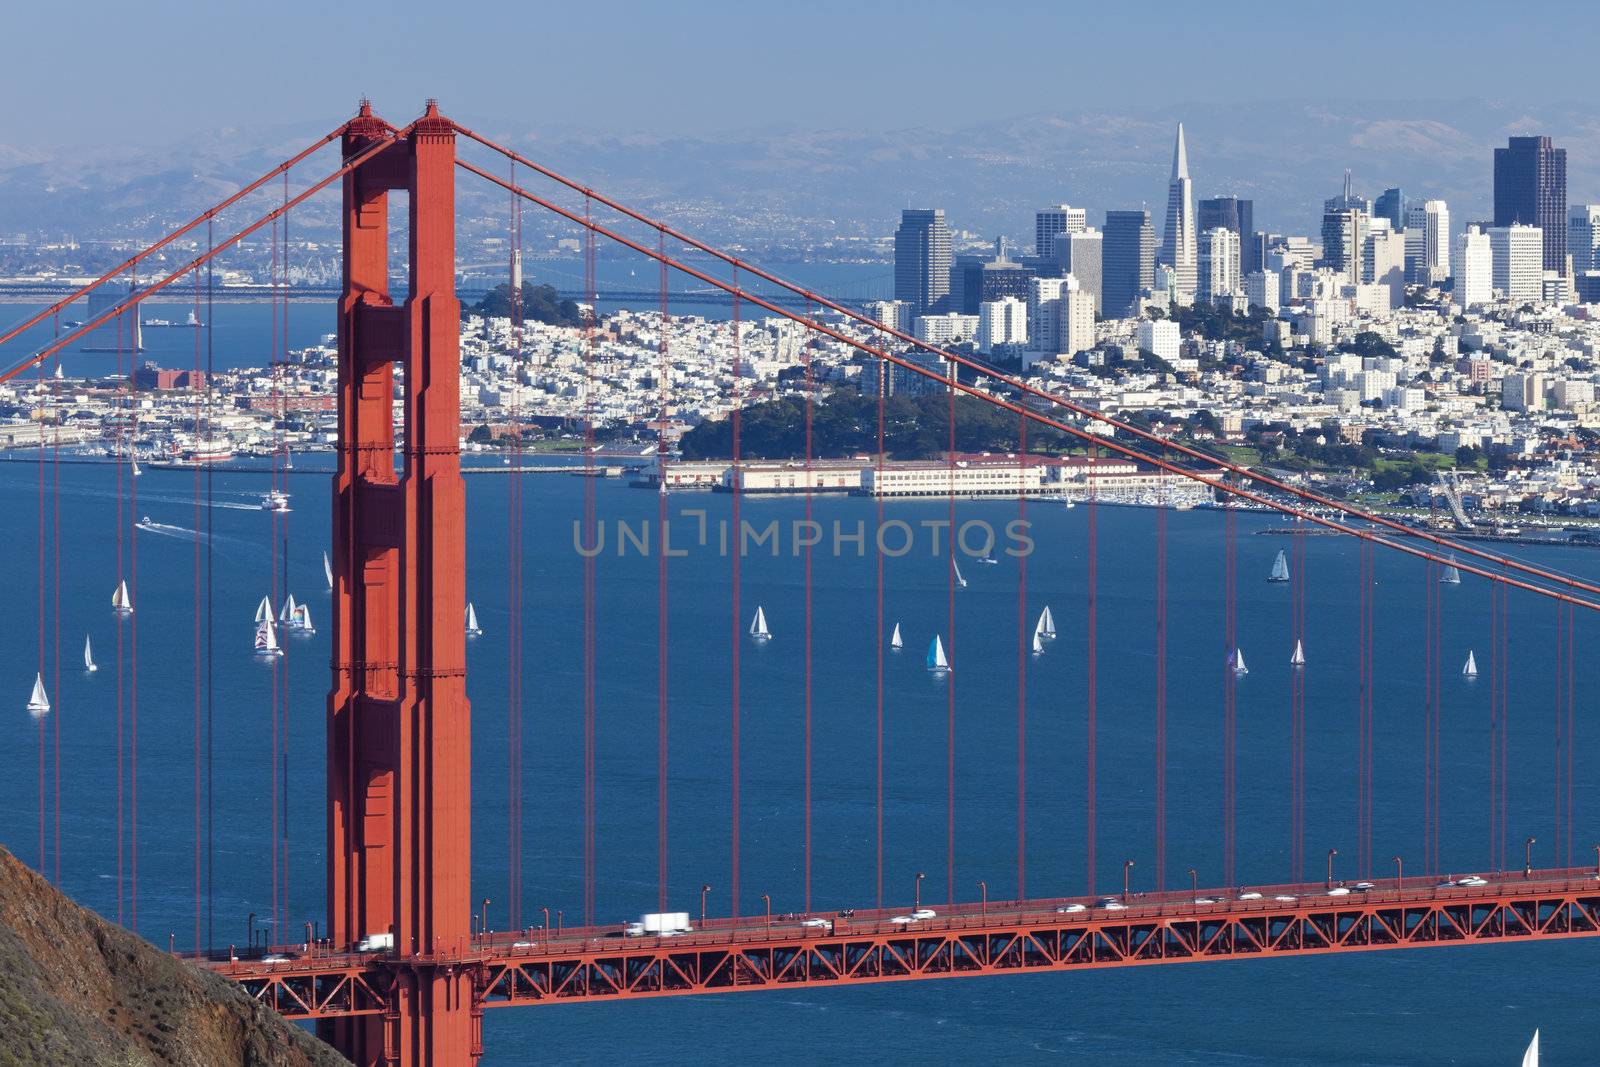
470 282 584 327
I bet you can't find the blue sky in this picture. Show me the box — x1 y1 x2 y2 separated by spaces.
6 0 1599 145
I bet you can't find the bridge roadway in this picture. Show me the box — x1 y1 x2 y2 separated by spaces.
203 866 1600 1019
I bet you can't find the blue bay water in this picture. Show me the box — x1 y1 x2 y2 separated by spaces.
0 294 1593 1063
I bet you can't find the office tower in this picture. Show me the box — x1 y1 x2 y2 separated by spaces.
1453 226 1493 306
1405 200 1451 284
863 299 911 334
976 259 1034 305
1035 205 1087 258
1321 208 1366 285
1103 209 1155 318
1569 204 1600 274
1374 187 1404 231
950 253 988 315
1158 124 1196 296
1197 196 1256 272
1363 226 1407 309
1197 227 1240 302
1324 170 1372 215
1494 135 1567 272
978 297 1028 353
894 209 952 315
1052 228 1103 315
1488 224 1545 302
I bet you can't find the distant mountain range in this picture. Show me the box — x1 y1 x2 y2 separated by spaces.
2 99 1595 257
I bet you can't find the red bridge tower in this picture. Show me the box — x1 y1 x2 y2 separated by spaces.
325 101 475 1065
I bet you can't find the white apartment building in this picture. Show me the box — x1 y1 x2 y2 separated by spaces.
1405 200 1450 284
1244 270 1279 313
1136 318 1181 362
1059 277 1095 358
1489 224 1544 303
978 297 1028 352
1363 227 1406 309
1454 225 1493 307
1501 372 1544 412
914 313 979 345
1197 226 1240 303
863 299 911 334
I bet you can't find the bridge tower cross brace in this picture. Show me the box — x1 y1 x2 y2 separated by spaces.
324 100 476 1067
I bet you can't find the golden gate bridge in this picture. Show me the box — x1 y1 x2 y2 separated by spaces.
0 100 1594 1066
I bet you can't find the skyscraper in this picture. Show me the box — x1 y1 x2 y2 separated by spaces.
1454 225 1493 306
1197 196 1256 272
1374 187 1405 231
1405 200 1451 284
1488 224 1545 303
1321 208 1366 286
1035 205 1087 259
1102 209 1155 319
1493 135 1567 273
1158 124 1196 296
1197 227 1240 303
894 209 952 315
1568 204 1600 274
1052 228 1103 315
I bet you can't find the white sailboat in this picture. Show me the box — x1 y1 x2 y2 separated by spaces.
748 605 771 642
1268 550 1290 583
131 457 142 478
1463 650 1478 678
254 618 283 657
1521 1029 1539 1067
26 673 49 716
890 622 903 650
1290 639 1305 667
84 634 97 673
1035 605 1056 640
111 580 133 615
254 595 273 624
1441 555 1461 585
323 551 334 591
292 602 315 635
465 602 483 638
953 558 967 589
927 634 951 673
279 593 299 626
1031 629 1045 655
1231 648 1249 675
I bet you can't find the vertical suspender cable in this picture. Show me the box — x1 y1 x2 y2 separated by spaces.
945 353 956 907
873 321 885 911
656 228 670 915
205 221 216 949
802 301 813 915
193 256 204 949
1155 482 1167 890
1291 527 1306 883
729 265 742 916
581 201 597 927
52 313 62 888
1086 445 1098 896
1015 412 1026 901
129 262 140 931
1222 506 1236 888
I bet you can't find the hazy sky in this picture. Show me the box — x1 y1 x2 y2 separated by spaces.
6 0 1600 145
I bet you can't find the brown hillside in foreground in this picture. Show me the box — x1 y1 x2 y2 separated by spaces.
0 846 348 1067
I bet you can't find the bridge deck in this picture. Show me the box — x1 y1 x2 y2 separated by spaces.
203 867 1600 1018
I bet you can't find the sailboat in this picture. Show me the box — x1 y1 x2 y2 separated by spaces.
1031 629 1045 655
323 551 334 591
1268 550 1290 583
748 605 771 643
279 593 299 626
131 456 142 478
1035 605 1056 640
26 673 50 716
254 595 273 624
84 635 97 673
1521 1029 1539 1067
465 602 483 638
1290 639 1305 667
112 580 133 615
890 622 903 650
1231 648 1249 675
953 559 967 589
1441 555 1461 585
926 634 951 673
1463 650 1478 678
292 602 315 635
254 618 283 657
